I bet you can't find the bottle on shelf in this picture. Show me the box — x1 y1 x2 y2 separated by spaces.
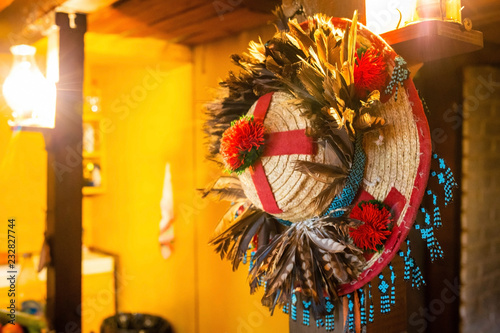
17 253 45 316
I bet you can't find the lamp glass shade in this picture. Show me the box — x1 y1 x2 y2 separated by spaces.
415 0 462 23
2 44 56 128
366 0 462 35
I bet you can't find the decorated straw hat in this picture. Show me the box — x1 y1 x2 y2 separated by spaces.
202 10 456 330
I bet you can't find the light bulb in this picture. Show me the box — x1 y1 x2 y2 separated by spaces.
2 44 56 128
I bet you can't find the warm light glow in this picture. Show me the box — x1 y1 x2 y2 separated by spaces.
2 44 56 128
444 0 462 22
415 0 462 22
366 0 462 34
366 0 417 34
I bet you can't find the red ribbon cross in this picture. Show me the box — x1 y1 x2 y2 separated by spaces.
250 92 316 214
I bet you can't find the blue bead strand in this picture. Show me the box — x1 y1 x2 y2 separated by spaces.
242 251 247 264
368 283 374 323
359 288 367 327
384 56 409 101
427 189 443 228
418 208 443 262
291 292 297 321
378 274 390 314
401 239 426 288
302 300 311 326
325 297 335 331
347 294 354 331
399 240 411 281
389 263 396 306
411 264 426 289
249 250 256 272
431 154 457 206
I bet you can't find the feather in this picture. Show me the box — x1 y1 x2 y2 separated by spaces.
246 216 366 316
308 47 326 76
322 74 341 108
265 38 305 66
354 112 386 131
287 19 315 57
312 178 348 215
347 11 358 88
299 235 319 299
322 134 353 168
263 241 296 298
293 160 347 184
296 65 326 104
314 28 328 69
327 33 342 69
306 231 346 253
277 72 319 106
210 204 282 271
200 176 246 202
211 203 246 258
271 5 289 32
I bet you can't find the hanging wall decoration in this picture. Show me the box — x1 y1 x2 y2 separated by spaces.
201 9 456 331
159 163 175 259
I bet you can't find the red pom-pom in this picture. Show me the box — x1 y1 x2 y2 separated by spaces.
349 201 393 251
220 116 265 173
354 48 388 99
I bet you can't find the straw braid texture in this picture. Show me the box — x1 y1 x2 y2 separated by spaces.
239 92 333 222
362 87 419 265
239 87 420 225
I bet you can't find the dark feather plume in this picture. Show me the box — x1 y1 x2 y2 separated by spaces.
210 204 282 271
247 216 365 318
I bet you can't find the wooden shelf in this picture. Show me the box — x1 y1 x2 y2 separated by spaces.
83 151 101 158
83 112 102 122
381 20 484 65
82 186 105 196
83 101 104 196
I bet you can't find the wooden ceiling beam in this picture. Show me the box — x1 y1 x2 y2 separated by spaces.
0 0 65 51
88 6 156 36
87 0 207 37
176 8 275 45
88 0 279 45
0 0 120 51
142 2 230 39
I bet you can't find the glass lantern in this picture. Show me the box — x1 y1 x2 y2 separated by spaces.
2 44 56 128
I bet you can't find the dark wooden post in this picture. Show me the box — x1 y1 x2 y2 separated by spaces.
45 12 86 333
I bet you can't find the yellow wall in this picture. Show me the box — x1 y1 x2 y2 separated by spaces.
83 34 197 331
0 24 288 333
0 53 47 256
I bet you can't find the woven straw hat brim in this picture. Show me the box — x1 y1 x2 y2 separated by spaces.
334 20 432 294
